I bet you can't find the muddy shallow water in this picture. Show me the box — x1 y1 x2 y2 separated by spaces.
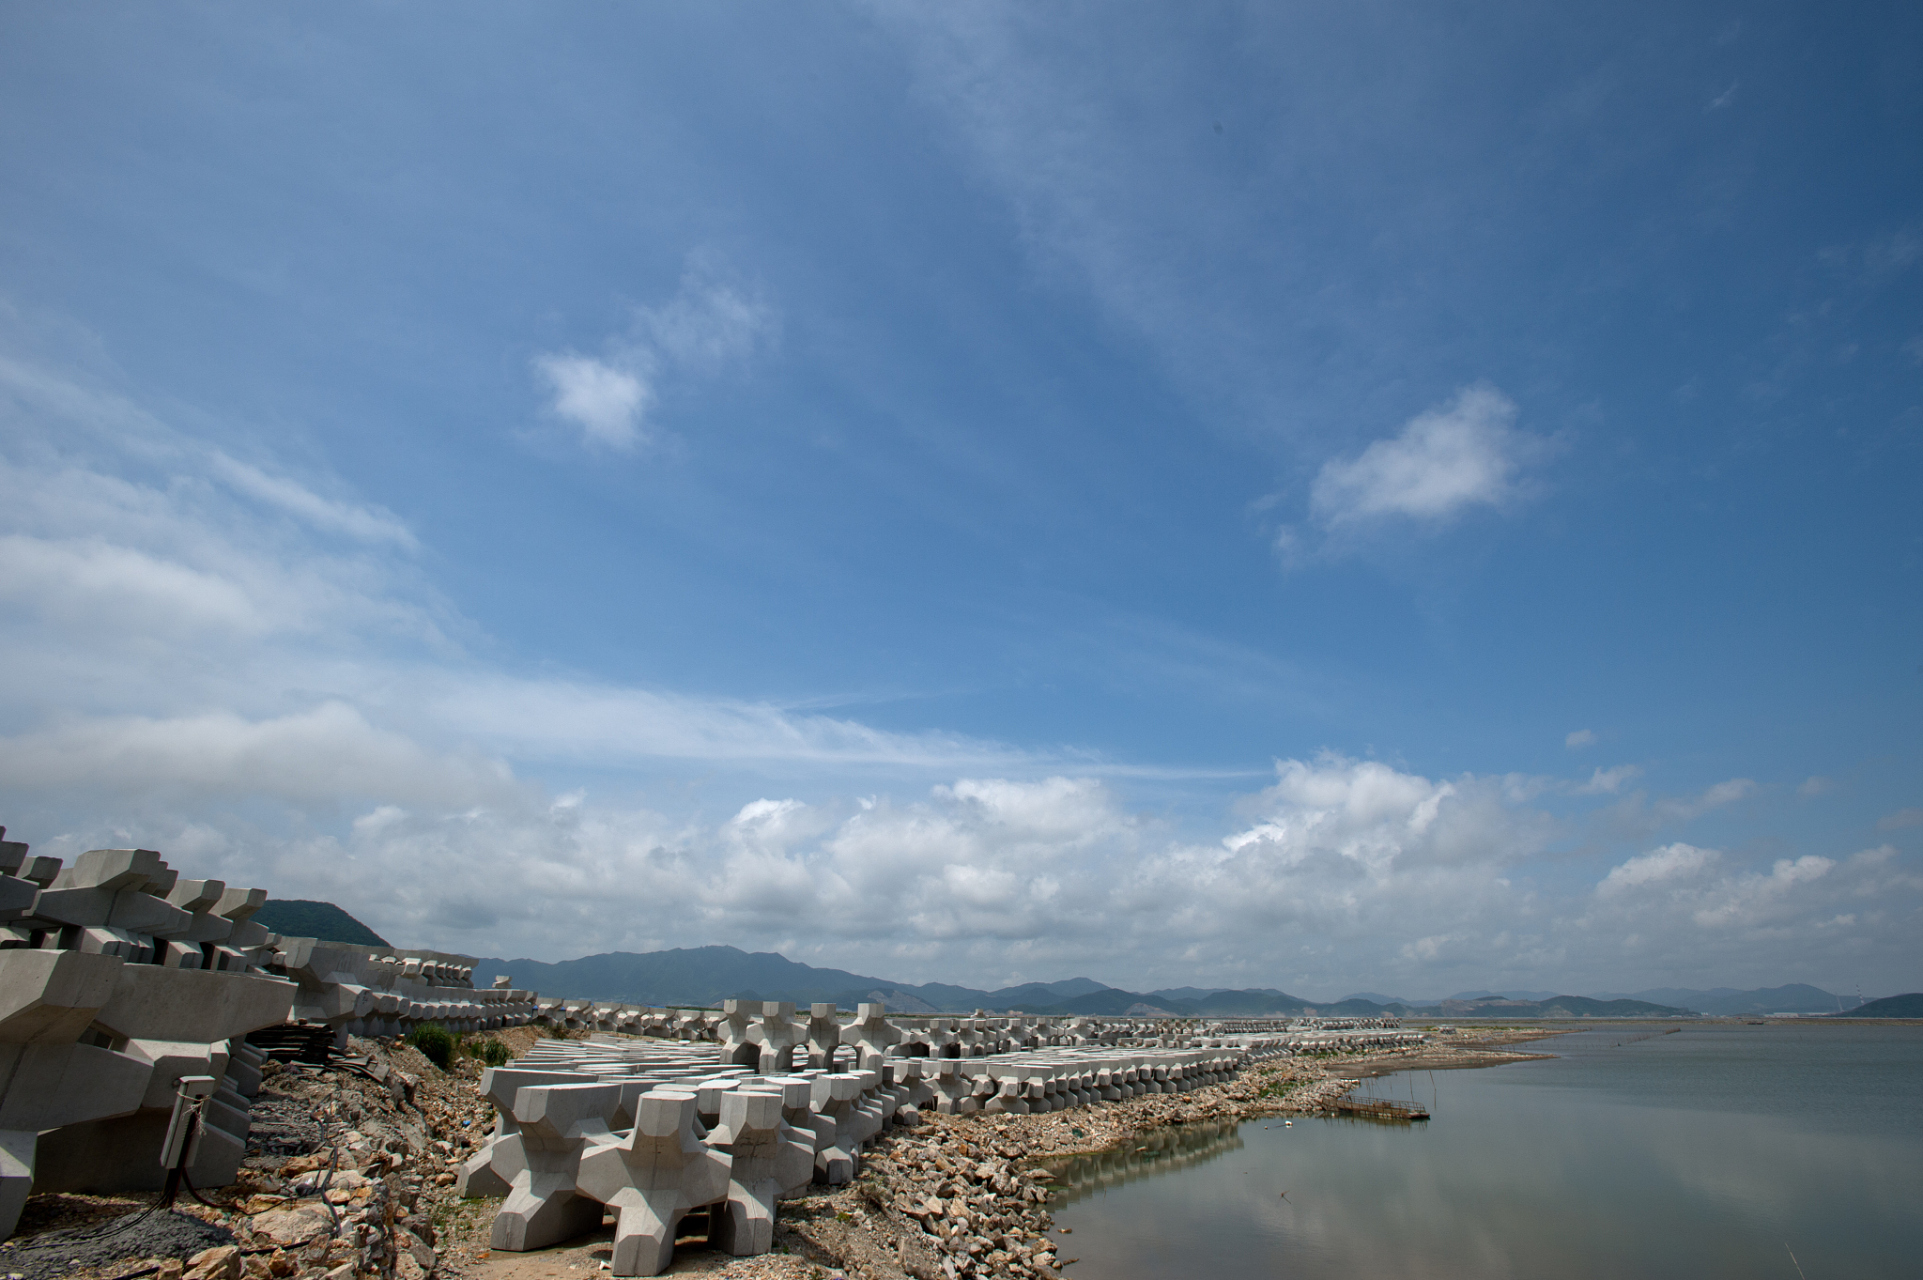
1050 1022 1923 1279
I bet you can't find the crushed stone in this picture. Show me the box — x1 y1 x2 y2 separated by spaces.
0 1207 233 1280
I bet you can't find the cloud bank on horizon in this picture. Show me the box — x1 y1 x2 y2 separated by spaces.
0 3 1916 997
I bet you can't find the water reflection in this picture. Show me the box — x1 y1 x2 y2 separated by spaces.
1046 1121 1243 1206
1049 1024 1923 1280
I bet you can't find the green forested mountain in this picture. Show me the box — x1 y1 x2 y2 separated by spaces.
254 899 390 947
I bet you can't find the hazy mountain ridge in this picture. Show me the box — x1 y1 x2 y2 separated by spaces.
464 945 1854 1018
1831 993 1923 1018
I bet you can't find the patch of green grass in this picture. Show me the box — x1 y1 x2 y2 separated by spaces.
406 1022 455 1069
466 1037 511 1067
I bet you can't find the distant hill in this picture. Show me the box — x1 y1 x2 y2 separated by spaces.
1431 995 1690 1019
1620 985 1856 1016
469 947 1323 1015
469 947 909 1009
469 945 1722 1018
1830 992 1923 1018
1448 989 1562 1003
253 899 389 947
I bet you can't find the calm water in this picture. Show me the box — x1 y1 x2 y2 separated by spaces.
1048 1024 1923 1279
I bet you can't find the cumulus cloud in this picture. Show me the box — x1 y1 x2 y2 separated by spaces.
1310 384 1540 528
1877 807 1923 831
1798 775 1835 798
1597 842 1719 896
1272 384 1553 564
1690 856 1834 928
1566 728 1596 749
532 355 652 450
533 265 773 451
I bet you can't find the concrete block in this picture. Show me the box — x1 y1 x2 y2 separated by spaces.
574 1090 730 1277
92 964 295 1044
0 949 122 1044
490 1082 622 1253
0 1131 32 1243
704 1090 790 1257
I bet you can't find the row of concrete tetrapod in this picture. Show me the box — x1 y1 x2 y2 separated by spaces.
0 827 544 1240
461 1028 1265 1276
0 833 299 1239
272 936 539 1048
536 999 1113 1058
526 997 1295 1058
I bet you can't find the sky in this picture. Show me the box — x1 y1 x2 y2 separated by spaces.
0 1 1918 1000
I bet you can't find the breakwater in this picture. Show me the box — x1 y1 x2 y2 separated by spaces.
0 827 536 1242
455 1001 1423 1275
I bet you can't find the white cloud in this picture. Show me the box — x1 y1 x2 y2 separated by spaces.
1574 764 1642 795
1597 842 1719 896
1877 807 1923 831
0 703 516 808
533 354 652 450
0 534 267 636
533 266 773 452
1310 384 1537 528
1691 855 1833 928
3 339 1918 994
207 453 416 548
1798 775 1835 798
1653 778 1755 824
1565 728 1596 749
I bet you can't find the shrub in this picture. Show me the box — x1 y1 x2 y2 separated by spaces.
406 1022 455 1069
475 1038 511 1067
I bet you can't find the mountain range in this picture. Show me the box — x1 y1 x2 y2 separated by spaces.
263 903 1888 1019
467 946 1731 1018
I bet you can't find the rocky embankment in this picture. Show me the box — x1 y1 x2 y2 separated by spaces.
2 1028 529 1280
4 1028 1555 1280
772 1032 1551 1280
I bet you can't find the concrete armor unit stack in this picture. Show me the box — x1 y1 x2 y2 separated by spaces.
268 937 537 1048
460 1001 1389 1277
0 829 296 1238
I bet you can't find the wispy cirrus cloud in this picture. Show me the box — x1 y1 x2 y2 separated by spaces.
3 339 1914 996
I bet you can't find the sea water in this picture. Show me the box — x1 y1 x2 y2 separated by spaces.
1047 1023 1923 1279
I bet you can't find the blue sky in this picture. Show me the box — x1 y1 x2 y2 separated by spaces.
1 2 1918 998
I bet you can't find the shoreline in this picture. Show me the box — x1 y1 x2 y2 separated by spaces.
7 1026 1571 1280
760 1026 1571 1280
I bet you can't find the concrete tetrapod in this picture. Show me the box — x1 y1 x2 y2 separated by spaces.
574 1090 731 1278
489 1082 622 1253
458 1068 597 1198
702 1090 800 1258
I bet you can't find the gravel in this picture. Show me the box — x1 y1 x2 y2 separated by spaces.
0 1208 234 1280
